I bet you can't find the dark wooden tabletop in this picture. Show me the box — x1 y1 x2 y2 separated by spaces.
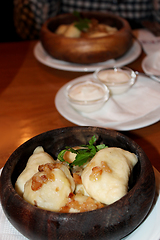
0 39 160 171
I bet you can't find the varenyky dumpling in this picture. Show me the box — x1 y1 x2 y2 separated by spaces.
23 163 75 211
15 146 56 196
60 193 104 213
15 145 138 212
55 23 81 38
81 147 138 205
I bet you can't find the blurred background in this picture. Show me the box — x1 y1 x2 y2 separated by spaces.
0 1 20 42
0 1 159 42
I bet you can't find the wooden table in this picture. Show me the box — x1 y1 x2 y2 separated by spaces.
0 40 160 172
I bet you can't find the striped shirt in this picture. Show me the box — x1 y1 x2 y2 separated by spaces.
13 0 160 39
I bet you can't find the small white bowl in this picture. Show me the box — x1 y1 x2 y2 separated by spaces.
94 67 136 95
66 78 110 113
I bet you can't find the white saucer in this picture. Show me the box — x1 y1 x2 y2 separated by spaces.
55 74 160 131
123 168 160 240
0 167 160 240
34 40 141 72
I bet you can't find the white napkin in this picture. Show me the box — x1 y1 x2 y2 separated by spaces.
153 51 160 71
0 169 28 240
82 75 160 125
134 29 160 55
142 51 160 76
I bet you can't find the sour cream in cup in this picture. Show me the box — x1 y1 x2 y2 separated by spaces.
66 79 110 113
94 67 136 95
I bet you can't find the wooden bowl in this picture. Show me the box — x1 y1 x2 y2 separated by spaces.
0 127 155 240
40 12 133 64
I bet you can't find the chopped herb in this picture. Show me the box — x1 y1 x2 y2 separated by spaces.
57 135 108 169
73 11 81 18
73 11 91 31
57 149 69 163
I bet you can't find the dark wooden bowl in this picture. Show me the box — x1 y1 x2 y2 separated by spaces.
0 127 155 240
40 12 133 64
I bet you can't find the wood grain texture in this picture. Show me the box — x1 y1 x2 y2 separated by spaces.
0 39 160 174
0 37 159 238
0 40 160 173
0 127 155 240
40 12 133 64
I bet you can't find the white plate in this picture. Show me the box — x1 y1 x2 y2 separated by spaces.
123 167 160 240
142 51 160 83
55 74 160 131
0 167 160 240
34 40 141 72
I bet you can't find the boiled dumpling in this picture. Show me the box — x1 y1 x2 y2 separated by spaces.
23 163 74 211
81 147 138 205
60 193 104 213
55 23 81 38
55 24 68 35
63 24 81 38
15 146 55 196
